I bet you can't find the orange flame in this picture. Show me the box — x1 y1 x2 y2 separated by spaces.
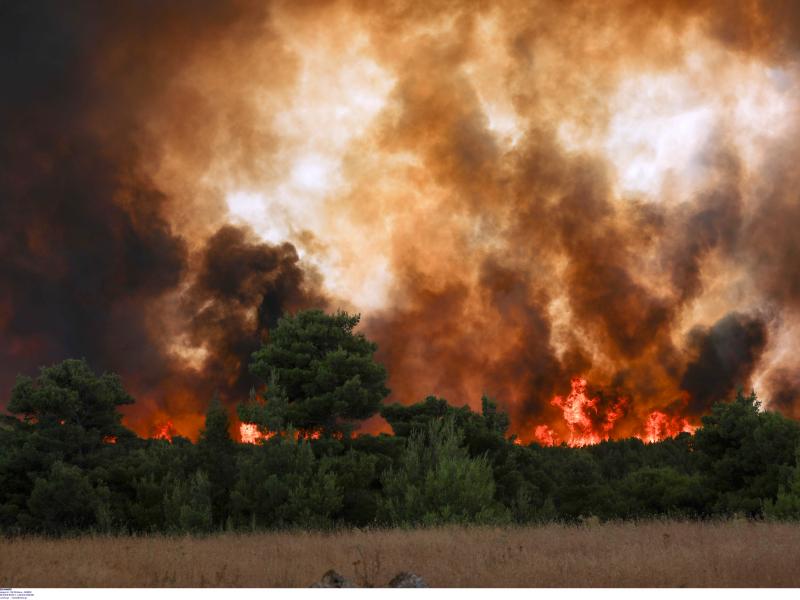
527 376 699 447
239 422 277 444
641 410 697 443
102 435 117 444
548 377 628 447
153 420 176 442
533 424 559 447
238 422 326 444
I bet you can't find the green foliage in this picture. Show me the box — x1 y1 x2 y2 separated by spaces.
694 389 800 515
164 470 213 533
379 416 507 526
197 395 236 527
764 447 800 520
249 310 390 435
26 461 99 533
619 467 708 518
5 348 800 535
231 434 343 529
9 359 133 436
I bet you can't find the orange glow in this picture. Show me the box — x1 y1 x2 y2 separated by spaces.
239 422 276 444
239 422 328 444
533 425 559 447
548 377 628 447
153 420 176 442
102 435 117 444
641 410 697 443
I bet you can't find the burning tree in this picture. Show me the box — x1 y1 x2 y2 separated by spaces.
247 309 390 437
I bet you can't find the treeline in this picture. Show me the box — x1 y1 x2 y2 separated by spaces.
2 310 800 535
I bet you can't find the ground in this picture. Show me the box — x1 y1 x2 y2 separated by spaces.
2 521 799 587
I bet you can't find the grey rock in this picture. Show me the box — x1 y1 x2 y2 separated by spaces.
388 572 427 588
310 569 356 588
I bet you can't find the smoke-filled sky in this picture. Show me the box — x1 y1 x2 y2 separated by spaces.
2 0 800 441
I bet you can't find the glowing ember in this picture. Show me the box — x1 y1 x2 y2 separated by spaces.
641 410 697 443
153 421 176 442
102 435 117 444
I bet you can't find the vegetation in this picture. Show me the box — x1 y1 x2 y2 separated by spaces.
1 309 800 535
4 522 800 587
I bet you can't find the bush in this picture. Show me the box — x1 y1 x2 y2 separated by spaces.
379 416 507 526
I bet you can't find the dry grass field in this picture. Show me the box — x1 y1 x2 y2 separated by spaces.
2 520 800 587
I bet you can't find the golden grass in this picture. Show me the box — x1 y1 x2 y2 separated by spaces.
2 521 800 587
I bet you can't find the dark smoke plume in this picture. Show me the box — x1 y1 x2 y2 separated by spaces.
0 1 323 437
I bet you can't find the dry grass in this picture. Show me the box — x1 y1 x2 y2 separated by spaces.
2 520 800 587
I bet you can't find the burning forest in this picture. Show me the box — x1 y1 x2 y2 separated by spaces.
3 0 800 448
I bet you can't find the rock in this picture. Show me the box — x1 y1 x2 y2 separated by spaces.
388 572 427 588
310 570 356 588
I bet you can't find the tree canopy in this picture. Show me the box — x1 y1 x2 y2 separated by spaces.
248 310 390 435
2 317 800 535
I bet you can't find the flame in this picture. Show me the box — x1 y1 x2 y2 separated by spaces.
527 377 699 447
239 422 276 444
641 410 697 443
102 435 117 444
153 420 176 442
533 425 559 447
238 422 326 444
547 377 628 447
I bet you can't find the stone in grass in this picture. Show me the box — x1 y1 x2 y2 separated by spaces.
310 570 356 588
388 572 427 588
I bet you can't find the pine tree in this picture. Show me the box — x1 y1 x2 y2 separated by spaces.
197 394 236 528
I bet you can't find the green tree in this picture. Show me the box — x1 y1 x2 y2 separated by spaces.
9 359 133 435
197 395 236 528
379 416 506 526
26 461 99 533
231 434 343 529
249 310 389 435
764 446 800 520
694 389 800 515
164 470 213 533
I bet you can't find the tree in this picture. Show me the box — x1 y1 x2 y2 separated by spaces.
381 394 510 455
8 359 134 444
163 470 213 533
694 389 800 515
230 434 342 529
379 416 507 526
764 446 800 520
197 395 236 528
249 310 389 435
26 461 99 533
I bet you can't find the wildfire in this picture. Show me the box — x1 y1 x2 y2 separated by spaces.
239 422 276 444
102 435 117 444
527 377 699 447
641 410 697 444
239 422 325 444
153 421 176 442
547 377 628 447
534 425 559 446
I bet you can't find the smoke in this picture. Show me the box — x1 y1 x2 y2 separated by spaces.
680 312 768 414
2 0 800 439
0 1 322 437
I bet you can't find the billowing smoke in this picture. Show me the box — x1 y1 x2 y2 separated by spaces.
2 1 800 441
0 1 323 437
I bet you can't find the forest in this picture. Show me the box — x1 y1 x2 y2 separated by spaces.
2 309 800 535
